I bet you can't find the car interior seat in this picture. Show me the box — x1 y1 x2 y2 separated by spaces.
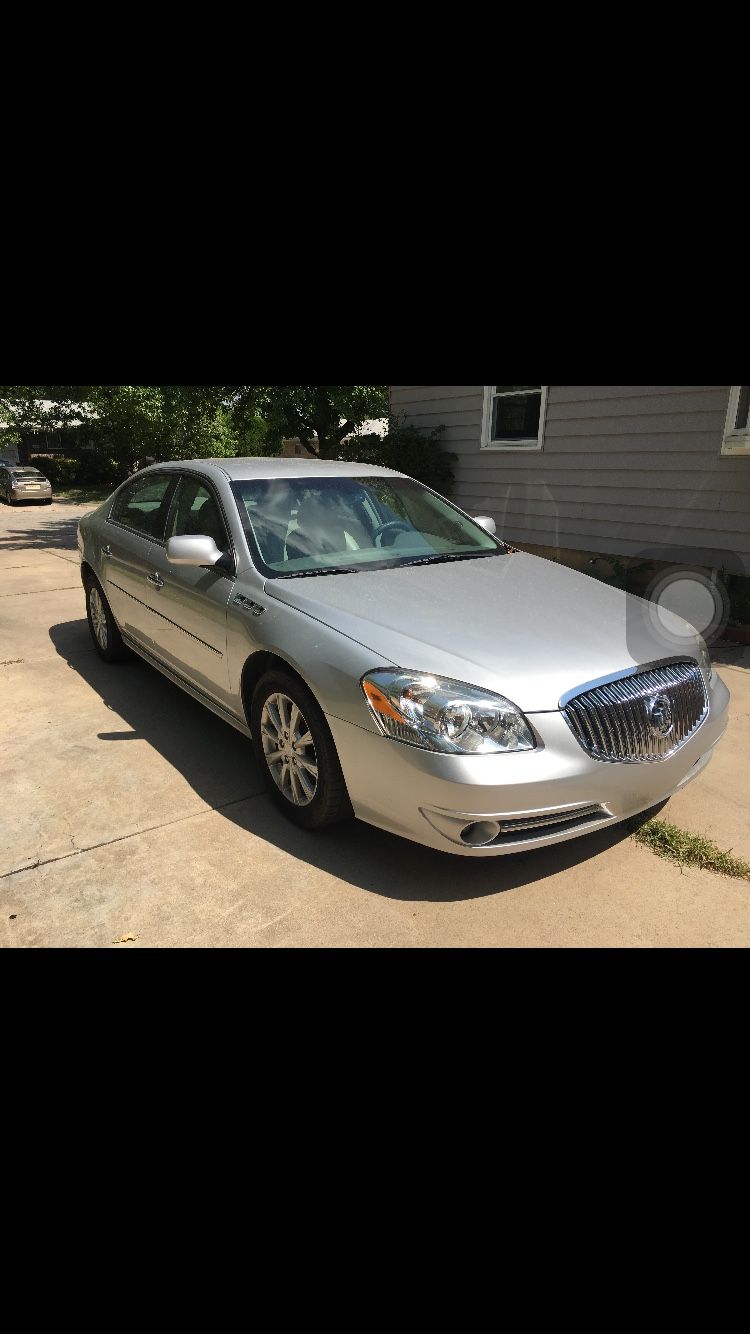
290 494 371 559
184 495 226 550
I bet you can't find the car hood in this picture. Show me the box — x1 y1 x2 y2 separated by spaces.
265 552 700 712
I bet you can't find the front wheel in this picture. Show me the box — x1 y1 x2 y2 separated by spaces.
86 576 128 662
251 670 352 829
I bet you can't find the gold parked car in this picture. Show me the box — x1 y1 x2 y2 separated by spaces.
2 465 53 505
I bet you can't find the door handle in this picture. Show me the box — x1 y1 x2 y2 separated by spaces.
102 544 112 559
147 572 165 590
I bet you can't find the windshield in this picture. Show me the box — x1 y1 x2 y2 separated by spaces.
232 475 504 578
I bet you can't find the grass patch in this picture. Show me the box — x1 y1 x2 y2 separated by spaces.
634 819 750 881
55 486 112 504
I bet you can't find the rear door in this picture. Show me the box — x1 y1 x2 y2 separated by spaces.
140 472 235 711
103 472 178 644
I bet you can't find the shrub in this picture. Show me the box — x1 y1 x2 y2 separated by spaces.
31 456 80 486
31 453 121 488
728 574 750 627
586 554 655 593
339 415 457 494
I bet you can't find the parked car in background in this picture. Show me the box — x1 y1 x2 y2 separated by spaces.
76 459 729 858
2 466 53 505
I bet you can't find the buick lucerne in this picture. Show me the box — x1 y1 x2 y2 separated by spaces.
77 459 729 856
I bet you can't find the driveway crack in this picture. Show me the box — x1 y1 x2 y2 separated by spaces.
0 793 265 881
0 586 80 597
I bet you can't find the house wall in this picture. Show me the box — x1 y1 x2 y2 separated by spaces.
389 386 750 571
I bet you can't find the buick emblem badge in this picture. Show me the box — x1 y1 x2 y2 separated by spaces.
648 692 674 737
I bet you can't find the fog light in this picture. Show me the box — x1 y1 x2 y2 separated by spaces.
460 821 501 847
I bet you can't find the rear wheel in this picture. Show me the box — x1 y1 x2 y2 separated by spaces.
86 576 128 662
251 670 352 829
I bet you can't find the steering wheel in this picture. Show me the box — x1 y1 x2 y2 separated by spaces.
373 520 412 548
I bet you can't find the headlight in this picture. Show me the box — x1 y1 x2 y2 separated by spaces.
696 635 714 685
361 670 536 755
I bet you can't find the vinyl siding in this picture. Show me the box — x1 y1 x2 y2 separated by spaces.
390 386 750 568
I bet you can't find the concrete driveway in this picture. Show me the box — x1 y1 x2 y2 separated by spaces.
1 496 748 948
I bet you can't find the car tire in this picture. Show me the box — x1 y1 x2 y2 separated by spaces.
251 669 352 830
85 575 128 662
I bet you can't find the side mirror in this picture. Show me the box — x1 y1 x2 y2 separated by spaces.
166 535 224 567
473 515 497 536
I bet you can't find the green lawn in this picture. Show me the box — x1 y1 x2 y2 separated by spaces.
55 486 113 504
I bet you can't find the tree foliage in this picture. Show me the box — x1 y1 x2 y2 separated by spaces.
338 415 456 493
0 384 391 476
1 385 260 478
248 385 388 458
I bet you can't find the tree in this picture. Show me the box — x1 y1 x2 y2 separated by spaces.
338 415 456 492
251 385 388 458
86 385 239 475
0 385 389 475
0 385 245 479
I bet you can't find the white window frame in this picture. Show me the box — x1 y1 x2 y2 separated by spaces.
481 386 548 451
721 386 750 456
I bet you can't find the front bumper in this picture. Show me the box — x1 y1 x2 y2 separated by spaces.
326 675 730 856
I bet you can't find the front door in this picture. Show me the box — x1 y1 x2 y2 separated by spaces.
141 473 234 712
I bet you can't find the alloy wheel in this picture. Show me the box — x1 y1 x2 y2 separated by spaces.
89 585 108 652
260 692 318 806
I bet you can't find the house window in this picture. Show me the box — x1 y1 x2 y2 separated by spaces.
721 386 750 455
481 386 548 450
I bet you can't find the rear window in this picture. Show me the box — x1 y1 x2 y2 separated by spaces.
10 469 43 478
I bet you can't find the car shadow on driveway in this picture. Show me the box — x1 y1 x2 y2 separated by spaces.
49 618 662 905
0 515 82 553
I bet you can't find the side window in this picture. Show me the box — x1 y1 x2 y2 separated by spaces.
721 385 750 456
481 386 548 451
167 477 229 551
111 474 175 539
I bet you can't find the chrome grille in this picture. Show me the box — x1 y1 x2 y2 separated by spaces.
562 660 708 763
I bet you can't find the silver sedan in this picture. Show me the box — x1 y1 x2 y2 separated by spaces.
77 459 729 856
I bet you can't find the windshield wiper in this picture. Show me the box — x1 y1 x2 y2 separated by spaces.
276 566 362 579
398 550 504 568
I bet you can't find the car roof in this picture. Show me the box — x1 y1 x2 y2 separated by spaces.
142 457 408 483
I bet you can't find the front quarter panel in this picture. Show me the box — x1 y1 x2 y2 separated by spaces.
226 583 391 733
